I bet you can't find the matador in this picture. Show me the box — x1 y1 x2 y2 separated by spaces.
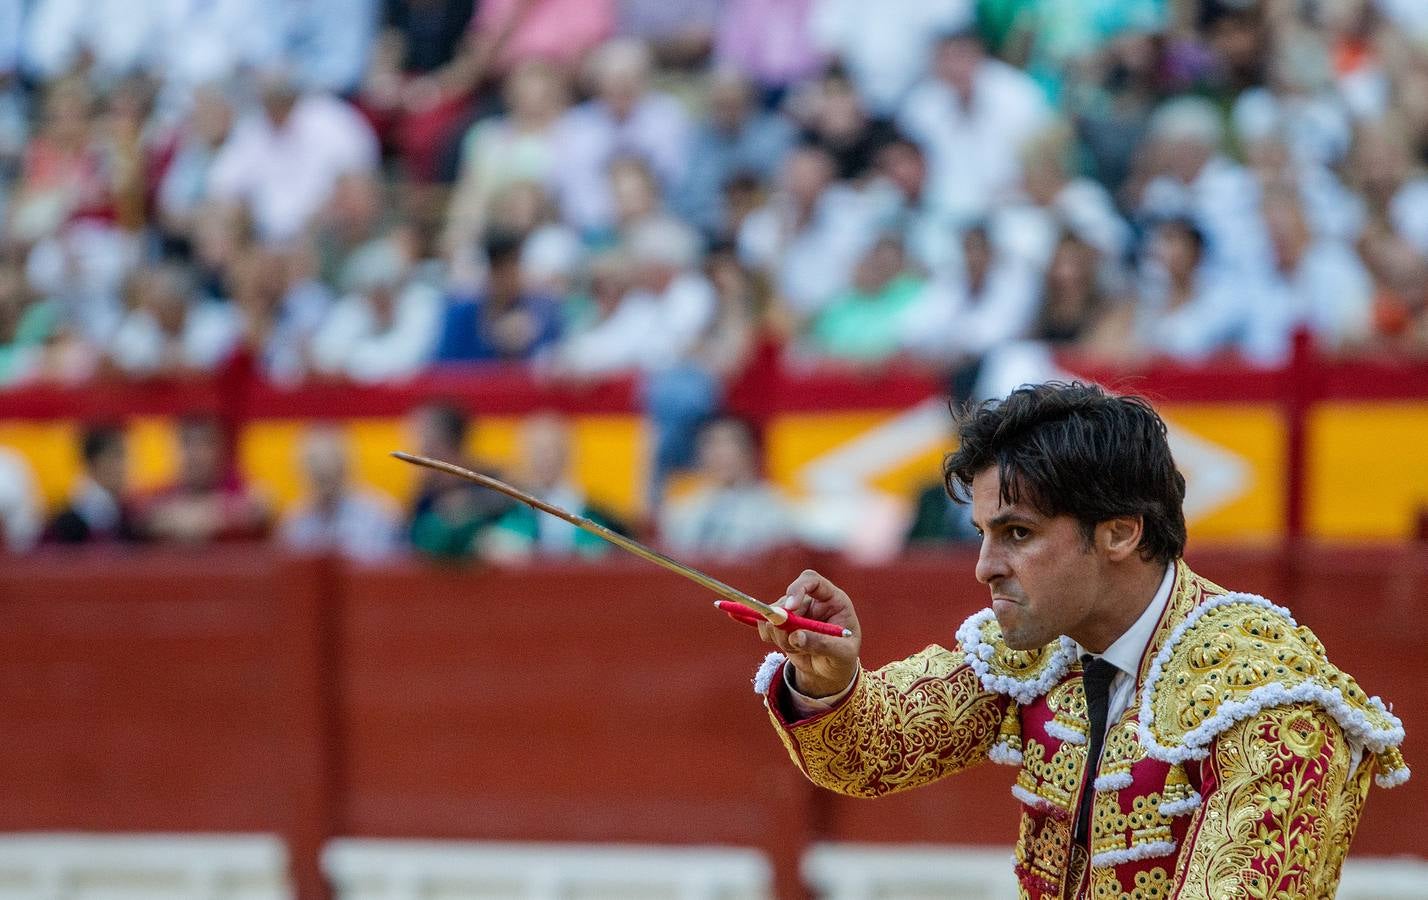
749 383 1408 899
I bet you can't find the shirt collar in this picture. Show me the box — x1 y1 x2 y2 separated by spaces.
1076 562 1176 677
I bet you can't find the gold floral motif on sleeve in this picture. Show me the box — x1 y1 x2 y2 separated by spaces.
770 645 1005 798
1175 703 1363 899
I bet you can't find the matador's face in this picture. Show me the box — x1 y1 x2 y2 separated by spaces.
969 467 1103 651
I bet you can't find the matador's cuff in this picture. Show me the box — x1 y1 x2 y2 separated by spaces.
754 652 862 728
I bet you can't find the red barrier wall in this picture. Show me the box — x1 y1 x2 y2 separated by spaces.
0 546 1423 898
0 551 338 899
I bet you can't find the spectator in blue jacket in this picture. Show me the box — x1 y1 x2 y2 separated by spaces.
432 231 562 363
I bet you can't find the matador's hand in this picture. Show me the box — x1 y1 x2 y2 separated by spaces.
757 569 861 698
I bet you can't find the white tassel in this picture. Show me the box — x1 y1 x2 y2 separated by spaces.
988 741 1024 766
1376 767 1411 789
1010 783 1053 812
1093 772 1134 791
1090 840 1178 868
1159 793 1203 817
1045 719 1087 744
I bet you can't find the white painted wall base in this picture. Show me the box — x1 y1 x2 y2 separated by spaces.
0 834 290 900
321 839 773 900
2 835 1420 899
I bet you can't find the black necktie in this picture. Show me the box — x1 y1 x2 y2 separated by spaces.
1075 654 1118 845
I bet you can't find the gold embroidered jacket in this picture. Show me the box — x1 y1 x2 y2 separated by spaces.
759 561 1410 899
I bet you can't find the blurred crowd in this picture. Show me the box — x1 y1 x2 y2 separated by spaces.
0 405 804 562
5 0 1428 559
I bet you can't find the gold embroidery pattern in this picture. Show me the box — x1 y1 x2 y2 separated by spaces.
1092 787 1132 857
1046 678 1090 743
1090 784 1176 861
1134 562 1225 688
1177 703 1361 899
1019 811 1073 895
1143 597 1404 762
1096 720 1145 787
1016 735 1086 813
1091 864 1171 899
773 646 1005 798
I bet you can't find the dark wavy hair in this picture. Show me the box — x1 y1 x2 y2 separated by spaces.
943 382 1187 564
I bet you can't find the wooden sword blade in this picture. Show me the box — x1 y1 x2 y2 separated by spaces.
390 451 783 619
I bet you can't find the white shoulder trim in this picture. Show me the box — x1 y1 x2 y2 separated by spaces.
1137 593 1407 765
956 608 1079 705
753 652 786 695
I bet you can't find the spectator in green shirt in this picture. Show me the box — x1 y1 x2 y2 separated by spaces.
804 235 927 365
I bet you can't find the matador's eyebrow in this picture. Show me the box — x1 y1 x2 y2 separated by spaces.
974 510 1036 532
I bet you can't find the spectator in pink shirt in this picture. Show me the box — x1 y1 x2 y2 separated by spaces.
470 0 614 77
715 0 824 102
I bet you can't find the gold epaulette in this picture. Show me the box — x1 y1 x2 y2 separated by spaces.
1137 593 1410 788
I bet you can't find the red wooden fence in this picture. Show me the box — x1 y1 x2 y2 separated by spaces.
0 545 1423 898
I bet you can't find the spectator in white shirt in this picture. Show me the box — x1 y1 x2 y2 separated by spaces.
542 249 638 378
1135 217 1244 363
1241 186 1373 365
551 218 714 377
106 263 239 378
1230 29 1351 170
809 0 974 114
992 123 1130 274
310 238 442 383
737 142 880 319
551 38 690 235
627 219 717 365
227 244 332 384
659 415 797 560
899 223 1041 367
897 29 1053 228
1243 133 1363 245
155 84 234 241
280 426 402 562
1089 217 1244 367
22 0 166 85
445 60 570 277
25 220 142 348
208 73 379 243
1135 96 1268 281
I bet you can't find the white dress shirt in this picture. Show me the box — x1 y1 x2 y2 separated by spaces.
787 563 1175 722
1073 563 1175 736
